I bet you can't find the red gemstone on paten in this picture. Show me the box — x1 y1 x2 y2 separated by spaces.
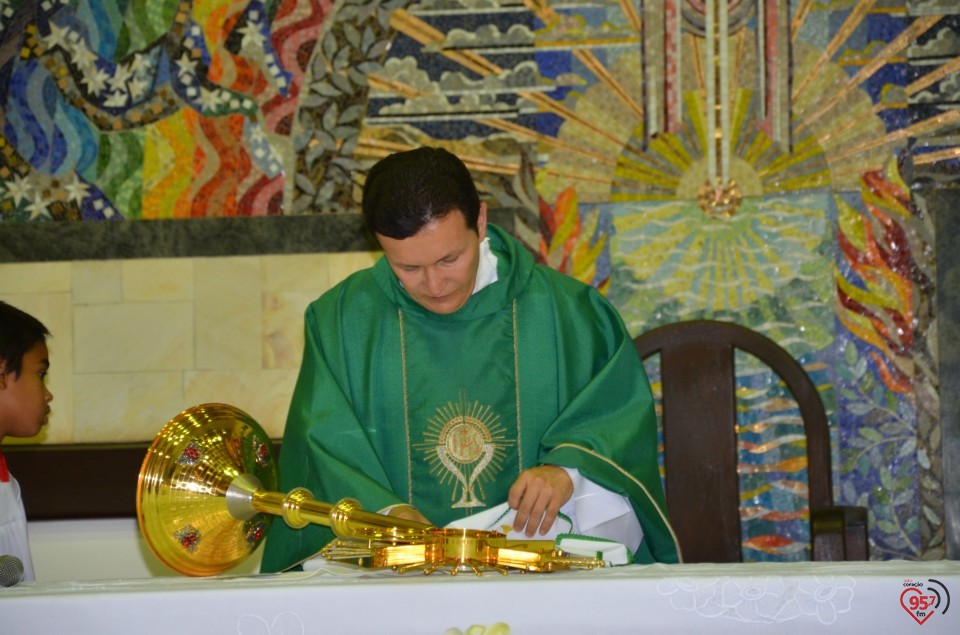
178 441 202 466
246 521 265 547
174 525 202 552
254 440 270 465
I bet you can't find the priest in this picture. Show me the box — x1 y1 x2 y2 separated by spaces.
261 147 680 572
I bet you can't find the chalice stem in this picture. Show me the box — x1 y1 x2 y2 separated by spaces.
248 487 432 541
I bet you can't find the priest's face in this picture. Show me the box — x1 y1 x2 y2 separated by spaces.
377 204 488 314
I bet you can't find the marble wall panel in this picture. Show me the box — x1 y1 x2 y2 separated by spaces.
121 259 194 303
194 258 262 371
262 291 314 371
323 253 381 287
1 254 372 445
72 262 122 305
73 303 194 374
73 372 183 444
261 253 333 296
183 369 299 438
0 263 71 294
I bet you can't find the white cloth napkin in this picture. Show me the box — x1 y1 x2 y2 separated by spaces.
444 501 572 540
445 501 630 566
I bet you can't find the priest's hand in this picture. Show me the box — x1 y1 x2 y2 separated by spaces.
387 504 431 525
508 465 574 537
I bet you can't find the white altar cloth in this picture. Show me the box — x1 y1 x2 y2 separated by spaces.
2 560 958 634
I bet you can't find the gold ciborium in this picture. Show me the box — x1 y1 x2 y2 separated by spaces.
137 404 604 576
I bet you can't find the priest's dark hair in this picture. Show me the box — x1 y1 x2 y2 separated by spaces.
0 301 49 378
362 146 481 239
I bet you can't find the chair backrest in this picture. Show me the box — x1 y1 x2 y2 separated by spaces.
634 320 833 563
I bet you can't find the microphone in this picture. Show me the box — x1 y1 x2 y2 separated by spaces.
0 554 25 587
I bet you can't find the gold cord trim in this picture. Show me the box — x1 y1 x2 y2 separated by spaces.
399 309 413 504
552 442 684 563
512 299 522 474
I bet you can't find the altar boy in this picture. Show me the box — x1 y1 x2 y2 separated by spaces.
0 301 53 582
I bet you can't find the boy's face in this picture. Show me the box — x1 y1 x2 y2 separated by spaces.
0 341 53 439
376 204 488 315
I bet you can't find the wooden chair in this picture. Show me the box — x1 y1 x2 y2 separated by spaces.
634 320 868 563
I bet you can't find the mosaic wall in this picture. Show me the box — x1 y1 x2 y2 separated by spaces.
2 0 959 561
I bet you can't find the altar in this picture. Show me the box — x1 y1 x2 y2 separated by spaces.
3 559 958 634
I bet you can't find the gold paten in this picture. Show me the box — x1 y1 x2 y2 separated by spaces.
323 528 603 575
137 403 604 576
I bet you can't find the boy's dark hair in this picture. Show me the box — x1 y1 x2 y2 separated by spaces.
0 301 49 378
362 146 481 239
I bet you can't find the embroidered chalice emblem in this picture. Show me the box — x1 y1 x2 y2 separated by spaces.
420 391 511 508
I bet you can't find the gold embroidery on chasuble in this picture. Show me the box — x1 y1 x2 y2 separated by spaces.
399 301 521 512
417 391 512 508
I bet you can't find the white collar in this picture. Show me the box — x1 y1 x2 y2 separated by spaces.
473 237 498 294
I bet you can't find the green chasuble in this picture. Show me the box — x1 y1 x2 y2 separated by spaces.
260 224 679 571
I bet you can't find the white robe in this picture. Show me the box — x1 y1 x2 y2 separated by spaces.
0 452 35 582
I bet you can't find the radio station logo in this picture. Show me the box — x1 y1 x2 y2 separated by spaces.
900 578 951 625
